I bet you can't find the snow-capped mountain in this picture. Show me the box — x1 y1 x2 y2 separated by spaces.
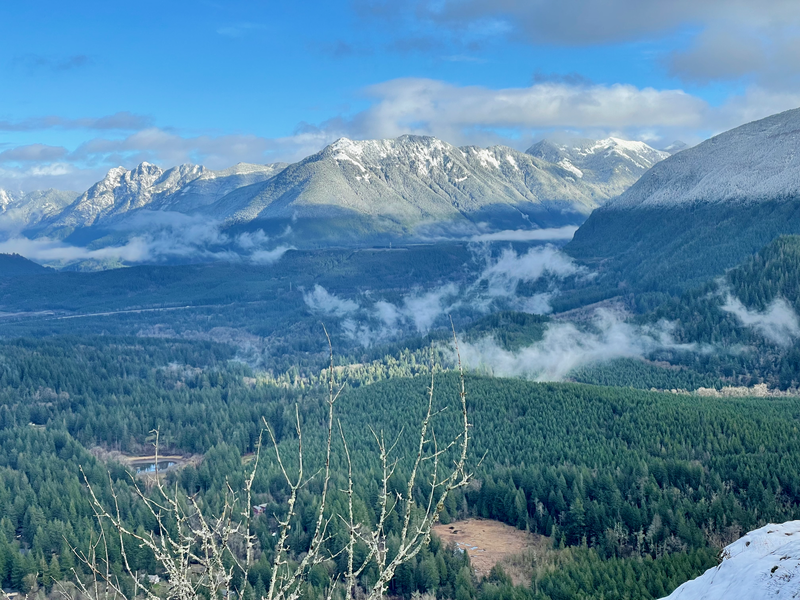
0 188 77 232
526 137 669 198
608 107 800 210
45 162 286 233
661 521 800 599
12 133 666 250
213 135 626 230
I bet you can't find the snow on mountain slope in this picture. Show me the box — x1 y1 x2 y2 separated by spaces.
0 188 77 234
526 137 669 198
212 135 609 229
10 134 663 247
151 162 288 214
661 521 800 599
51 162 203 229
609 107 800 210
47 162 286 230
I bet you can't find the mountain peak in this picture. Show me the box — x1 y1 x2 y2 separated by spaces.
526 135 668 194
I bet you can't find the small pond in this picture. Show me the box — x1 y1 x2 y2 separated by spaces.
135 461 176 474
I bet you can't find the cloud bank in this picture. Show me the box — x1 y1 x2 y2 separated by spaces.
0 212 294 266
5 77 800 192
721 294 800 346
303 245 582 345
455 309 697 381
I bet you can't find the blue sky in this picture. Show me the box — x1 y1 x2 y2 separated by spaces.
2 0 800 191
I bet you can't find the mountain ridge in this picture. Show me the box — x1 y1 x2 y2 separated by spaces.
3 134 668 247
567 107 800 294
526 136 669 199
606 107 800 210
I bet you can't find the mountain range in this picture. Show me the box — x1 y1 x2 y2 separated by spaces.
2 135 669 255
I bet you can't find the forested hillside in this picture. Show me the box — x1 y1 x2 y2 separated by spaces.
0 334 798 599
646 235 800 388
0 254 49 277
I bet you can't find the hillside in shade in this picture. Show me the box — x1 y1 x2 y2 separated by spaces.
0 253 50 277
567 107 800 293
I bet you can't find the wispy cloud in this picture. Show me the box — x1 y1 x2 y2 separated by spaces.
721 293 800 346
0 211 293 266
0 144 68 163
455 309 698 381
303 245 583 346
303 285 361 318
0 112 154 132
473 245 583 301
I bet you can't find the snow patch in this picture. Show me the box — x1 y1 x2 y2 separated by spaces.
661 521 800 599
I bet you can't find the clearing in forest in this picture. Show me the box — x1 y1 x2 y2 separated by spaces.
433 518 546 584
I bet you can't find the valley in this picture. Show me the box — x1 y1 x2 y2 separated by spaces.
2 109 800 600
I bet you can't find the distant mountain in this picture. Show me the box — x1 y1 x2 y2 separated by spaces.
211 135 623 240
0 253 50 277
661 521 800 599
567 107 800 293
0 188 77 233
526 137 668 199
40 162 286 236
660 140 688 155
13 134 664 246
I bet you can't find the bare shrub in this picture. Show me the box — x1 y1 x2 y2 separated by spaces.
71 329 473 600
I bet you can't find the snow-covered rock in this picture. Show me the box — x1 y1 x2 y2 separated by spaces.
661 521 800 599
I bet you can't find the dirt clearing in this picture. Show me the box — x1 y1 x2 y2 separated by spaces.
433 518 547 584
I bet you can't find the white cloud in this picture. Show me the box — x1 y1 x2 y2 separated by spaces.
475 245 582 299
0 236 149 263
455 309 697 381
303 285 361 318
247 246 294 265
351 79 709 143
302 246 581 346
469 226 578 242
0 212 294 266
398 283 461 332
721 294 800 346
